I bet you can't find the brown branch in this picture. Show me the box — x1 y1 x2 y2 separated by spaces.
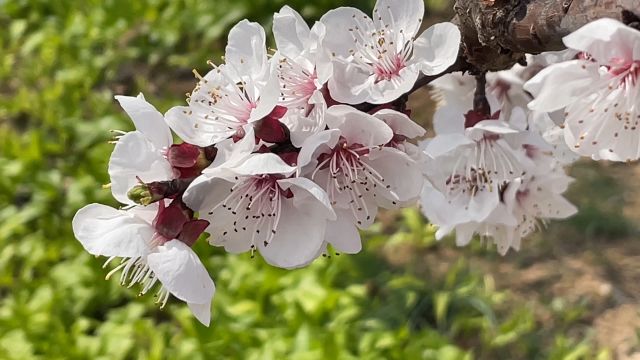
453 0 640 72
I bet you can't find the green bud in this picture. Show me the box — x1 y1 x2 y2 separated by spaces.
127 184 154 206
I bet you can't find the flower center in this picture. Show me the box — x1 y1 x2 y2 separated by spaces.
191 67 260 138
609 59 640 87
313 138 393 225
277 58 318 108
443 136 524 204
346 18 412 83
103 256 171 308
373 53 407 82
215 175 293 249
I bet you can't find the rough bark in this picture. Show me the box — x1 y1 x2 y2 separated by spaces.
453 0 640 72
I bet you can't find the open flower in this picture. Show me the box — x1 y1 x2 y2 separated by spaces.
525 18 640 161
298 105 423 253
72 200 215 326
320 0 460 104
166 20 279 146
273 6 332 147
420 106 535 244
494 169 577 254
183 152 336 269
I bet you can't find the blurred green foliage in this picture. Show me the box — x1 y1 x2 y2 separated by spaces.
0 1 613 359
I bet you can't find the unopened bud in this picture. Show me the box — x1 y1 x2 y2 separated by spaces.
127 180 183 206
127 184 157 206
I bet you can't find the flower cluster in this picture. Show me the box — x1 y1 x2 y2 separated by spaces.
72 3 638 325
73 0 459 325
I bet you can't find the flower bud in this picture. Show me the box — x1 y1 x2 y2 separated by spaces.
127 180 183 206
127 184 157 206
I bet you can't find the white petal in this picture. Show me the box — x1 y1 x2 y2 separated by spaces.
326 105 394 146
373 0 424 39
524 60 600 112
373 108 426 138
433 105 465 135
231 153 296 176
455 223 478 247
183 173 235 212
367 66 420 104
563 18 640 63
147 240 215 315
187 302 212 327
284 90 328 148
296 129 341 174
115 94 173 150
327 61 373 104
258 200 327 269
226 20 268 78
320 7 373 58
423 133 474 158
323 213 362 254
165 106 216 147
210 126 257 169
365 148 423 203
72 204 152 258
467 120 519 137
206 208 253 254
277 177 336 220
273 6 310 58
108 131 174 205
413 22 461 76
248 68 280 123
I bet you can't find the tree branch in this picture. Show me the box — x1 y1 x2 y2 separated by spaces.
453 0 640 72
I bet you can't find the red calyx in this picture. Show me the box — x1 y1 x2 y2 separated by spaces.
255 106 289 143
153 198 208 247
153 199 192 240
167 143 215 179
178 219 210 247
464 109 501 129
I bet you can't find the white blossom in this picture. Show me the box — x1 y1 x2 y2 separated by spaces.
526 18 640 161
298 105 423 253
166 20 279 146
320 0 460 104
72 202 215 326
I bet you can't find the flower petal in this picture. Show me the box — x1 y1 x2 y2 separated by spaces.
115 94 173 150
231 153 297 176
297 129 341 173
563 18 640 63
367 66 420 104
226 19 268 78
72 204 153 258
373 108 426 138
258 200 327 269
524 59 600 112
273 6 310 58
165 106 217 147
183 173 235 212
327 61 373 104
320 7 373 58
326 105 394 146
413 22 461 76
147 240 215 325
423 133 474 158
365 147 423 203
277 177 336 220
323 213 362 254
373 0 424 40
108 131 174 205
